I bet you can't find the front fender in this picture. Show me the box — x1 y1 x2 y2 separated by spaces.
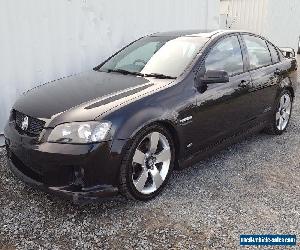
108 104 178 141
100 79 196 164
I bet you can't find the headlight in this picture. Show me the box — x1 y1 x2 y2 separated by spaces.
47 121 112 144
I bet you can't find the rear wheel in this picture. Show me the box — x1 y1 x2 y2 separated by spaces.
119 124 175 200
264 90 292 135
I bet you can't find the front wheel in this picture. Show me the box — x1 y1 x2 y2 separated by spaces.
119 124 175 201
264 90 293 135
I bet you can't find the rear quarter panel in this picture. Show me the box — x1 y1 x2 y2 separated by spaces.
278 57 298 98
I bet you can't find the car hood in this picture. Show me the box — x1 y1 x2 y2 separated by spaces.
13 70 173 127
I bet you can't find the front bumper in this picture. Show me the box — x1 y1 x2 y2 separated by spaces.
4 122 128 203
7 158 119 203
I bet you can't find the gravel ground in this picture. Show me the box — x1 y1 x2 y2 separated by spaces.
1 70 300 249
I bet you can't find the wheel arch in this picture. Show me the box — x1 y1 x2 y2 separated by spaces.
152 120 181 169
276 86 295 103
131 120 181 160
277 76 296 102
116 118 181 170
285 86 295 100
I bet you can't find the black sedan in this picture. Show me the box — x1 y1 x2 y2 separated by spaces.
4 30 298 203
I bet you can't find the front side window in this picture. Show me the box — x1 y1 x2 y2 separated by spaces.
100 36 209 78
243 35 272 69
204 36 244 76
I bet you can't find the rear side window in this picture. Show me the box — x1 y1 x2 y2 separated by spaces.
205 36 244 76
243 35 272 69
267 42 280 63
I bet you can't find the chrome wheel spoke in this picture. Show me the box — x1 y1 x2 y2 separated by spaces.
283 102 290 109
149 132 159 154
276 112 281 121
282 112 289 121
155 148 171 164
150 166 163 189
134 168 149 192
280 96 285 107
279 117 284 130
283 98 291 109
133 149 146 165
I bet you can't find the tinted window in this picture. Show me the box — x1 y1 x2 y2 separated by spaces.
205 36 244 76
243 35 272 69
267 42 280 63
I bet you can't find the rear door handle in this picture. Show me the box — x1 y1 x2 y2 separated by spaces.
239 80 249 88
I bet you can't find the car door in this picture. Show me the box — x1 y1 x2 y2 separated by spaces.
241 35 279 122
191 35 253 153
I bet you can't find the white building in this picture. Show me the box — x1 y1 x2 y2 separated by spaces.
0 0 220 145
3 0 299 146
220 0 300 51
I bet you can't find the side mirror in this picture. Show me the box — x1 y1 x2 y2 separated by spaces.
201 70 230 84
280 47 296 58
195 70 229 92
195 70 229 93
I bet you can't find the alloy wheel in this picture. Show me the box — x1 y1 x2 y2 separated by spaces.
276 93 292 131
131 131 171 194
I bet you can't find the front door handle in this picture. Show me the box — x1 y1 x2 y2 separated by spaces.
239 80 249 88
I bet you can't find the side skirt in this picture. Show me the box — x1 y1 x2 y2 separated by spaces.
177 121 267 170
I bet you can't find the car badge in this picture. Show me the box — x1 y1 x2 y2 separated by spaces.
21 116 29 131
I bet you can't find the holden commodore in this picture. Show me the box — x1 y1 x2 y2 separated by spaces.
4 30 298 203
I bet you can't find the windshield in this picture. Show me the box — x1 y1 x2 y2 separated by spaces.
99 36 209 78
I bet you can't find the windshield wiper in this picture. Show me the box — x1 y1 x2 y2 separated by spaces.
107 68 144 77
106 69 176 79
143 73 176 79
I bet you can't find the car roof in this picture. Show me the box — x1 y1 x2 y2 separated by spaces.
150 29 251 38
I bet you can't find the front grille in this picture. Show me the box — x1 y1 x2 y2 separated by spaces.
14 110 45 136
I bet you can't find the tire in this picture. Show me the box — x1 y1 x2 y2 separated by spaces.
264 89 293 135
119 124 175 201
